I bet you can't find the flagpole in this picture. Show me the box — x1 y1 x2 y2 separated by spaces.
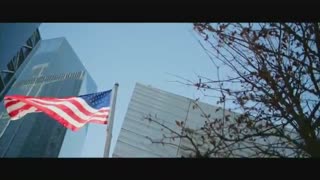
103 82 119 157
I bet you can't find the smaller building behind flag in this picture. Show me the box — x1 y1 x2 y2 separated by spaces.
3 90 112 131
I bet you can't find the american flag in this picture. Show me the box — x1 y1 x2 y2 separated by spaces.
3 90 112 131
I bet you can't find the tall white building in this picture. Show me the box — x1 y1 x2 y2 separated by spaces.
113 83 233 157
113 83 299 158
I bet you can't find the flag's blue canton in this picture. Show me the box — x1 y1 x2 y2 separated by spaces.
79 90 112 109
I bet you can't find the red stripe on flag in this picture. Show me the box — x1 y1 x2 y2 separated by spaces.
8 104 34 117
24 99 109 124
29 97 109 117
4 100 20 108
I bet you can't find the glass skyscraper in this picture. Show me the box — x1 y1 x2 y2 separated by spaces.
0 23 41 98
0 32 97 157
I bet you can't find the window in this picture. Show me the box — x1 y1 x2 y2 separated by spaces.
1 28 42 91
0 77 4 94
26 29 41 48
32 63 48 77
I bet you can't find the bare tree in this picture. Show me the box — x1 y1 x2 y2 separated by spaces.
144 23 320 158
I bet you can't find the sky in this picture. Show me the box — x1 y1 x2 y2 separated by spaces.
39 23 222 157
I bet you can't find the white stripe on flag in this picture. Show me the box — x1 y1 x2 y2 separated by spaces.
6 102 26 113
10 106 38 120
28 98 109 119
25 101 108 128
29 97 108 115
